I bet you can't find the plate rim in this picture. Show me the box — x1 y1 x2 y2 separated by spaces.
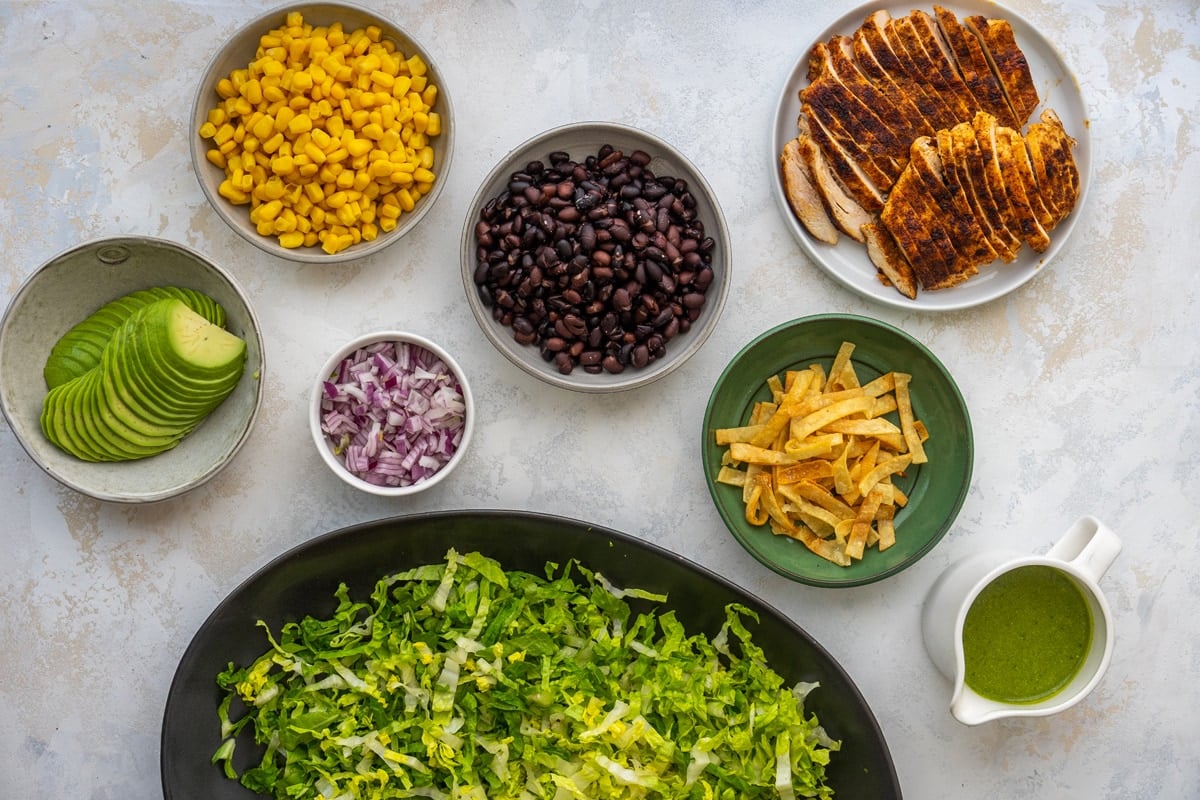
702 313 974 587
769 0 1093 311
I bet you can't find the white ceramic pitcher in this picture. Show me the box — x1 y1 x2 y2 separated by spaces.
921 516 1121 725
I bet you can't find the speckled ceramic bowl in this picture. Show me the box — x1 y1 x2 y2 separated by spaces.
191 2 454 263
0 236 265 503
461 121 731 393
309 330 474 497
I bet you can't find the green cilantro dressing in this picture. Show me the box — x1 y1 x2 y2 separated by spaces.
962 565 1092 703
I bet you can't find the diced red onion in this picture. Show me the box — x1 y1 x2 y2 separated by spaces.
319 340 467 487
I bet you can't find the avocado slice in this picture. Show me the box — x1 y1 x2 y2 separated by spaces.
43 286 230 389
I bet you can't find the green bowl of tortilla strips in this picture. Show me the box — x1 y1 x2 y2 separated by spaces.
702 313 973 587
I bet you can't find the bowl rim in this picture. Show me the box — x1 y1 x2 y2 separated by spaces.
189 0 455 264
459 120 731 393
0 234 266 503
308 330 475 496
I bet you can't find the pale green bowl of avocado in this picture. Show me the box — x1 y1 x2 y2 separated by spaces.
0 236 265 503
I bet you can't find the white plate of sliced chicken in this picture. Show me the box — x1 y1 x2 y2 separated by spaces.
772 1 1090 310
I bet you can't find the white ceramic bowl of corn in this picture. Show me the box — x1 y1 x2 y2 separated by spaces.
190 2 454 263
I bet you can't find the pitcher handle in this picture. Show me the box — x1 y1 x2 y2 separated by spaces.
1046 516 1122 582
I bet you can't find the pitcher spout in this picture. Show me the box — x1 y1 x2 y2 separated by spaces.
950 683 1015 726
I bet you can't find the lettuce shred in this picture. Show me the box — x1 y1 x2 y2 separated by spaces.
213 549 840 799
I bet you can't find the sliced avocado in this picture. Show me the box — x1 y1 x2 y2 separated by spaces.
43 286 230 389
118 304 242 402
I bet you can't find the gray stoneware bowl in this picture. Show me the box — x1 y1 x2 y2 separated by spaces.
190 2 454 263
461 121 731 393
0 236 265 503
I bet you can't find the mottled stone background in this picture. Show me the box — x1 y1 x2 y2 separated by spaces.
1 1 1197 797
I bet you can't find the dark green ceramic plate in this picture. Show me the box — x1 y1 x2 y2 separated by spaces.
703 314 972 587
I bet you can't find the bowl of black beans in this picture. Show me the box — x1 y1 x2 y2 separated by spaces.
461 121 731 392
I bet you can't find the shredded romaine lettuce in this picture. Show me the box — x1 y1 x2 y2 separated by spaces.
213 549 839 799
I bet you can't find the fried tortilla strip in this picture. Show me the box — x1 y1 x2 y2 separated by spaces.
715 424 766 445
877 503 897 551
730 441 818 466
893 372 928 463
783 432 844 459
788 478 857 520
789 395 876 442
749 370 816 448
774 459 835 486
846 485 889 560
772 519 852 566
716 466 747 487
826 340 857 391
858 453 913 497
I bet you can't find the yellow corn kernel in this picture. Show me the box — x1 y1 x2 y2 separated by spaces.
412 111 428 135
406 54 427 77
240 78 263 105
310 128 332 150
240 151 256 172
351 170 372 192
294 195 314 216
413 167 435 184
251 115 275 141
410 75 427 94
253 199 283 223
335 203 358 226
274 106 295 132
379 129 401 153
379 215 398 232
218 178 248 204
216 78 236 99
418 146 435 169
408 132 427 150
325 190 349 209
369 69 394 90
297 162 320 178
198 121 217 139
262 84 286 103
261 132 285 154
336 170 356 190
397 189 416 212
287 114 313 135
367 160 394 178
426 112 441 137
379 201 401 220
206 108 228 126
213 123 235 145
325 147 349 164
205 149 227 169
391 75 412 98
304 182 325 203
390 170 414 187
218 139 237 155
278 230 305 249
258 176 286 200
361 222 378 241
303 141 327 164
273 209 298 233
421 85 437 107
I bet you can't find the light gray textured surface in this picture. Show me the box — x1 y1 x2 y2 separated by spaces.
2 1 1197 797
